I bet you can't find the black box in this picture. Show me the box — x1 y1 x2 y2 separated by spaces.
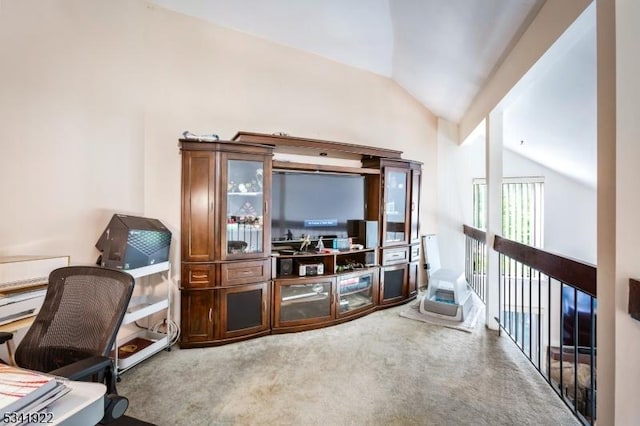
279 258 293 276
96 214 171 270
347 220 378 249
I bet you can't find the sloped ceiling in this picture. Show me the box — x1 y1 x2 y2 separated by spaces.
149 0 596 186
150 0 544 123
503 4 596 187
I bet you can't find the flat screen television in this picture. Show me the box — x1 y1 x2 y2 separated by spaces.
562 285 597 350
271 171 365 241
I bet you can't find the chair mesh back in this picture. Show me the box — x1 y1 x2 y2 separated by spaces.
15 266 134 372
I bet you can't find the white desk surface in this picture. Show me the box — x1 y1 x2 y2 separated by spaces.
49 381 105 426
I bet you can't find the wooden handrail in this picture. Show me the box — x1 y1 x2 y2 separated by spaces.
493 235 596 298
462 224 486 242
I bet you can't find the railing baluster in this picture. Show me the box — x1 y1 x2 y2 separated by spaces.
559 281 564 400
537 269 541 369
474 239 478 294
573 285 578 415
508 256 512 336
464 224 596 424
547 273 551 383
521 260 524 350
589 296 596 423
499 252 503 335
529 265 533 360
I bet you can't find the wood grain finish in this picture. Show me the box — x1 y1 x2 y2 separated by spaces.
181 151 215 261
410 167 422 243
181 263 216 289
272 160 380 175
180 136 422 347
217 282 270 339
219 151 272 261
232 131 403 160
381 246 409 265
379 263 408 305
273 277 335 328
462 224 487 242
410 244 420 263
221 259 271 286
180 141 274 346
494 235 596 297
180 290 215 344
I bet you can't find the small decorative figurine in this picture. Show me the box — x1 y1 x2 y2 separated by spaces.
299 234 311 252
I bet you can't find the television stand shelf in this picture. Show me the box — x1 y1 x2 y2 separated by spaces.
273 247 376 279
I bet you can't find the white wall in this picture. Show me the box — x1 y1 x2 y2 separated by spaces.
502 149 596 264
0 0 147 263
436 129 596 272
459 0 591 142
436 119 484 272
614 0 640 423
0 0 437 264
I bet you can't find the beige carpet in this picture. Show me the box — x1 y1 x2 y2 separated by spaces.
118 304 579 426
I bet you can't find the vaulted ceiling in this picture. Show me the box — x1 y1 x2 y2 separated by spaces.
150 0 596 187
150 0 544 123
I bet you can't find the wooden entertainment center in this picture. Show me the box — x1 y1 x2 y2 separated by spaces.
179 132 422 347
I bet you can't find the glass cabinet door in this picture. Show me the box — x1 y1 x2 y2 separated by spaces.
222 155 270 259
336 269 378 317
275 279 334 327
383 168 409 245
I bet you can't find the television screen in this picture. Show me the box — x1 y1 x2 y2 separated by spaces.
562 286 597 349
271 172 365 241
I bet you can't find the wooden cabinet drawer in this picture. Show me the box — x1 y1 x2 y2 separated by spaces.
410 244 420 262
221 259 271 286
381 247 409 265
182 264 216 289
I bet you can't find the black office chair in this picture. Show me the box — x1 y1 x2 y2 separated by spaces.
0 266 134 424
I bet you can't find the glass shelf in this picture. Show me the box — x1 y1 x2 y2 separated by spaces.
337 270 375 314
226 159 265 256
384 169 408 245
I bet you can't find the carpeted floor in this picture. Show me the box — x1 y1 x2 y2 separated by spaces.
118 304 579 425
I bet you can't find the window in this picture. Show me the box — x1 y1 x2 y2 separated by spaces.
473 177 544 248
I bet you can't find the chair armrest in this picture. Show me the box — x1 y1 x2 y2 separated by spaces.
49 355 113 381
50 356 129 424
0 332 14 345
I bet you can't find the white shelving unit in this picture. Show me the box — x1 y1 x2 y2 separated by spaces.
113 261 172 378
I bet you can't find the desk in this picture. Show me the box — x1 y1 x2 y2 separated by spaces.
49 381 105 426
0 317 35 334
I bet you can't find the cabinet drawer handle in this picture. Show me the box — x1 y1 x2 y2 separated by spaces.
192 274 208 279
388 252 404 259
238 270 253 276
208 307 212 322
